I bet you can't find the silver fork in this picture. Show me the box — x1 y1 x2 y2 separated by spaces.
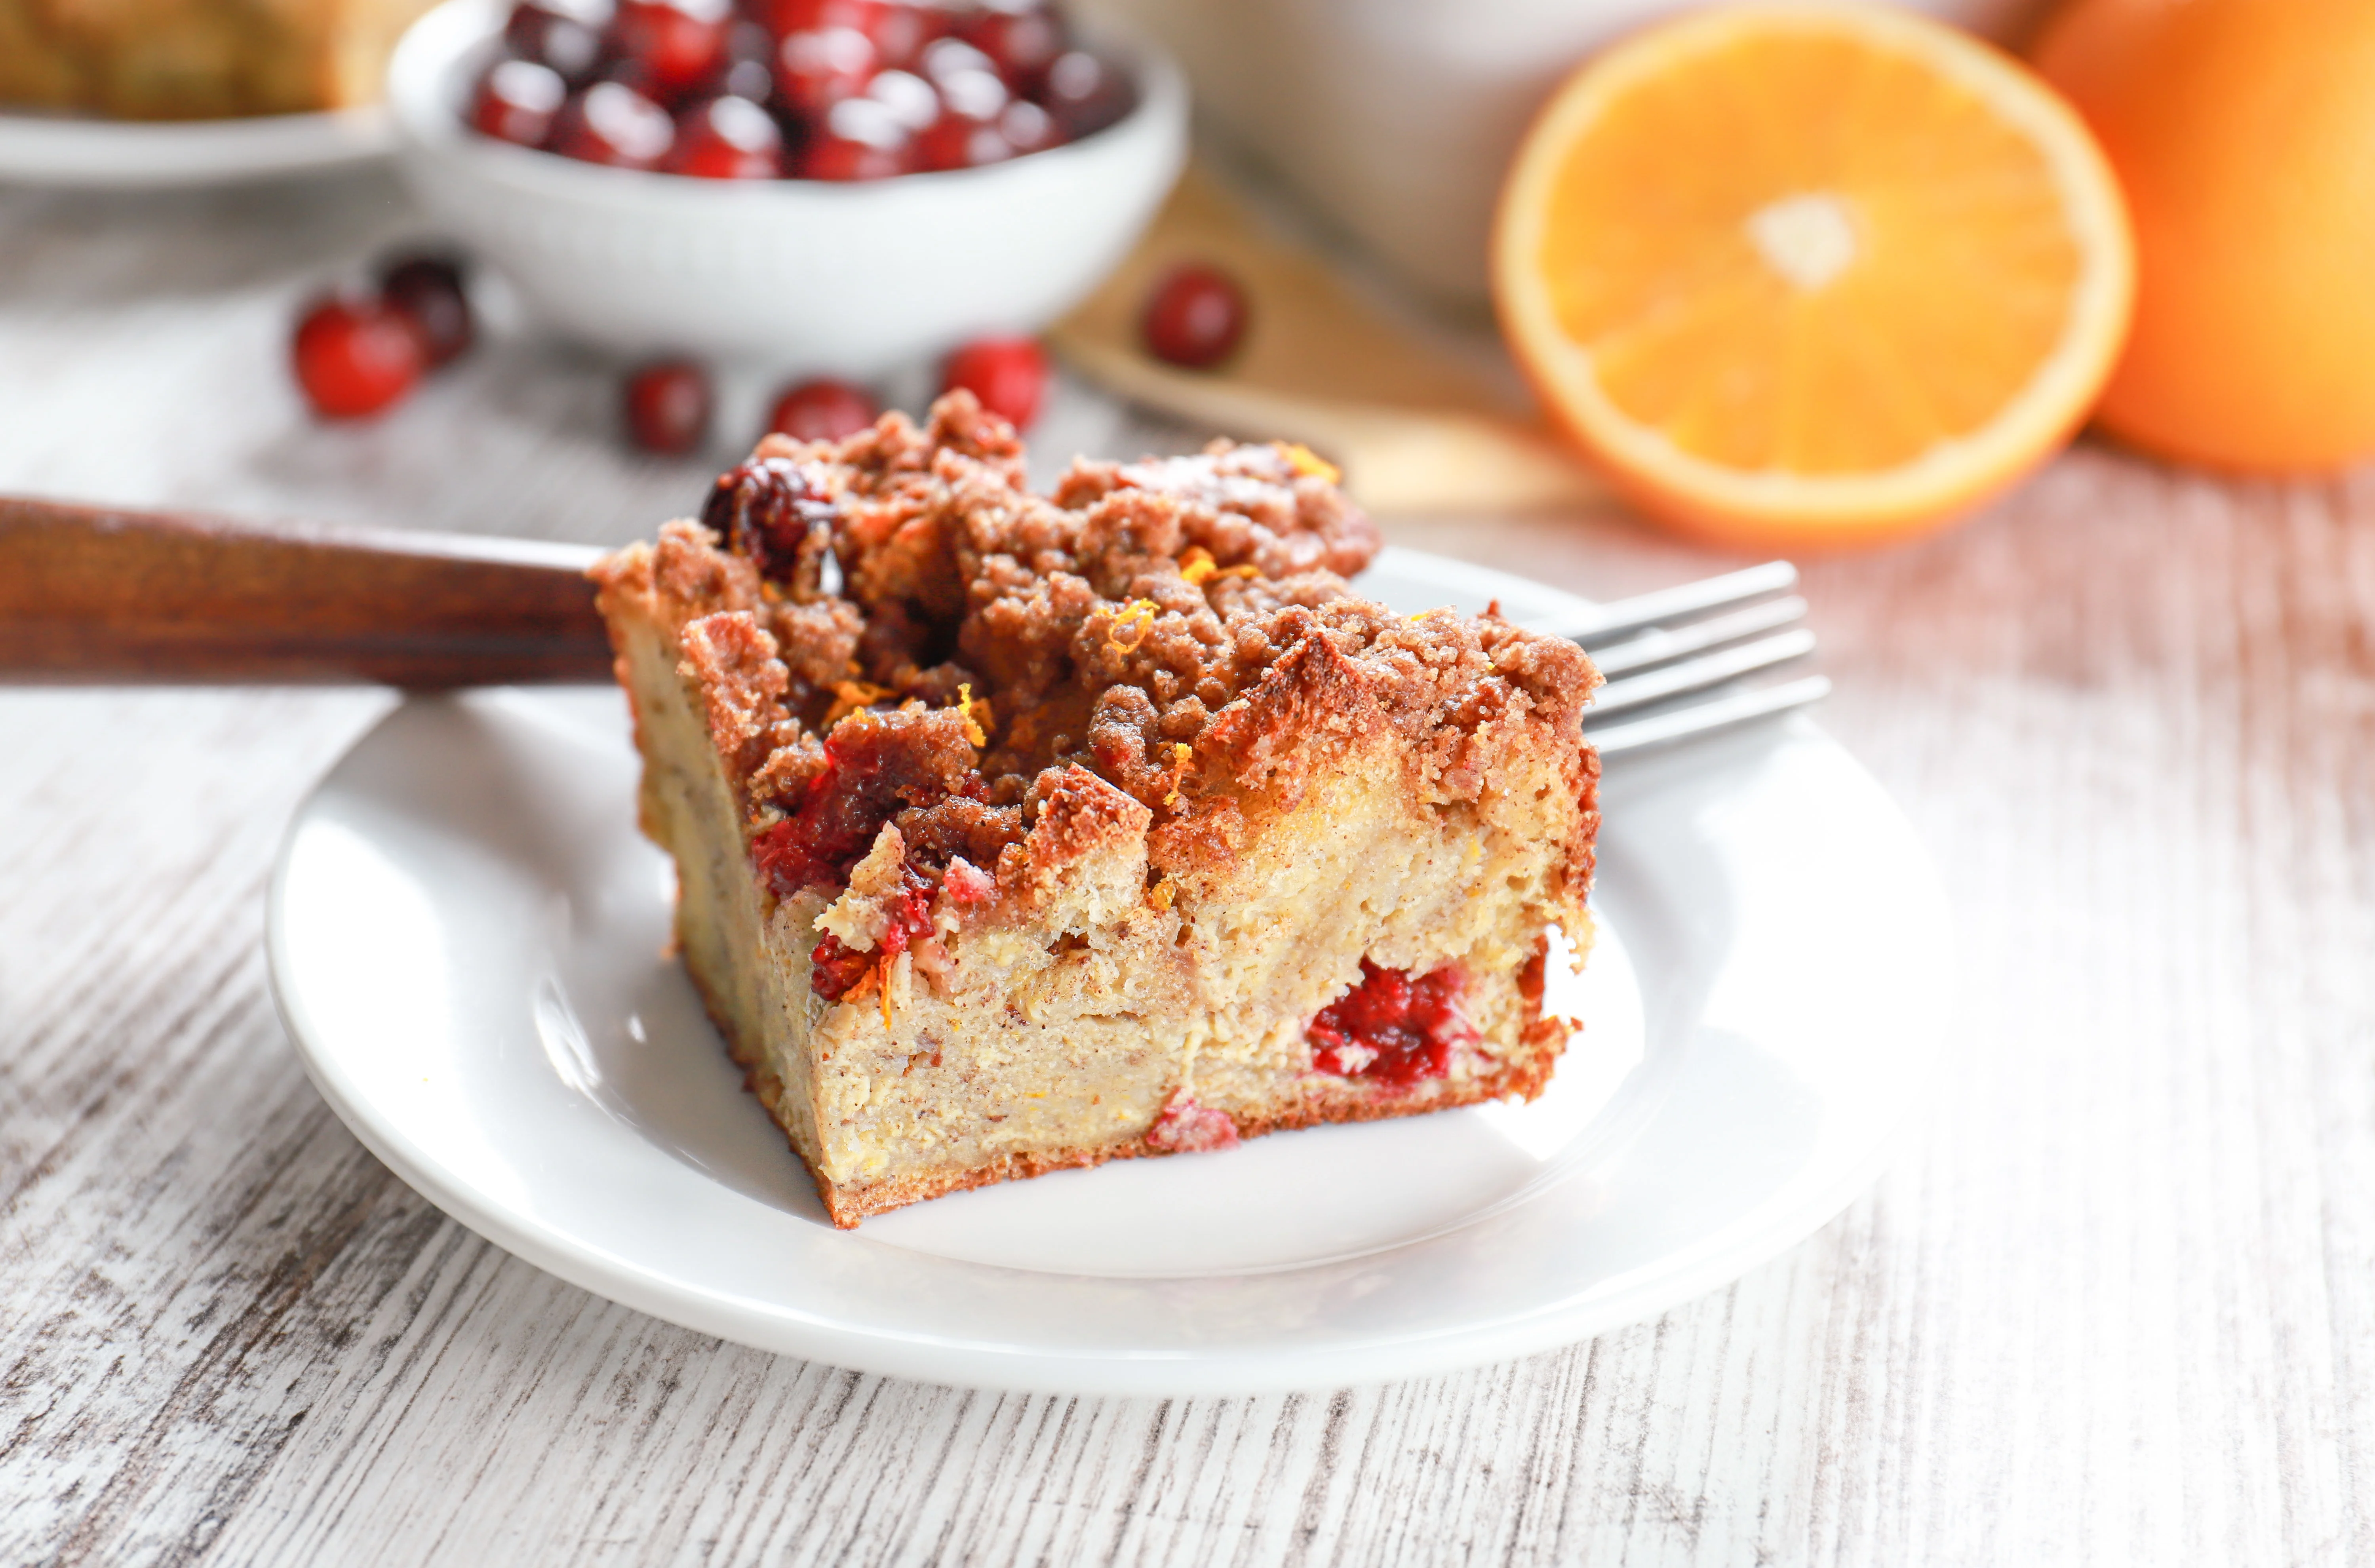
1521 561 1831 756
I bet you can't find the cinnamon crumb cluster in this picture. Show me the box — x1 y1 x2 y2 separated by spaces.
647 392 1597 958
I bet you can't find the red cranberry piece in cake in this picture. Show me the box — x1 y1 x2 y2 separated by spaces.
774 25 877 118
503 0 610 82
799 94 911 178
1306 959 1476 1086
292 297 422 419
550 80 676 166
472 58 568 145
377 254 474 368
1140 263 1249 370
623 360 712 453
666 94 786 176
1039 48 1130 138
957 1 1064 92
768 378 878 441
940 336 1048 427
699 454 835 580
611 0 733 97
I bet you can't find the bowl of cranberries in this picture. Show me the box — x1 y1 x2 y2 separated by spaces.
385 0 1184 374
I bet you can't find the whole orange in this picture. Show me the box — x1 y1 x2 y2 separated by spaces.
2032 0 2375 474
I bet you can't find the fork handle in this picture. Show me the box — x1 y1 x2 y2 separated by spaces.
0 496 615 688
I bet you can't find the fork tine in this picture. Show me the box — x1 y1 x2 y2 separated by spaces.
1586 595 1809 677
1587 674 1833 755
1586 628 1816 719
1526 561 1799 647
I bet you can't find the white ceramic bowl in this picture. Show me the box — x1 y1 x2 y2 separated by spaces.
388 0 1188 374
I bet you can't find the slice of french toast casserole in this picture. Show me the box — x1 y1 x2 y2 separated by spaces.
590 392 1602 1226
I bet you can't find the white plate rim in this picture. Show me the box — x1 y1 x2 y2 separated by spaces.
265 547 1952 1395
0 105 393 187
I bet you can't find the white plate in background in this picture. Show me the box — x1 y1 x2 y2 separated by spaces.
267 548 1950 1395
0 107 392 188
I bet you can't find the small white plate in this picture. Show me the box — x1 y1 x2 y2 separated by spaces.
268 548 1949 1395
0 106 392 188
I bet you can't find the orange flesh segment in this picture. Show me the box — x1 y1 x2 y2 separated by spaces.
1535 30 2084 476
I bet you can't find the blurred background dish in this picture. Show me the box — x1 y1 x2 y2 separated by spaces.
387 0 1186 372
1090 0 2051 306
0 104 396 185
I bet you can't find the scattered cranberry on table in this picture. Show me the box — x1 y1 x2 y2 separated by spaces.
292 299 424 420
469 0 1128 181
941 335 1048 428
624 360 714 453
379 255 475 367
769 378 879 441
1140 263 1249 371
290 250 480 420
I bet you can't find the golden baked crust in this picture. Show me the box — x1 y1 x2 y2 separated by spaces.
593 392 1602 1227
0 0 432 119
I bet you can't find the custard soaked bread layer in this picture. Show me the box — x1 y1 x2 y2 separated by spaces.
592 394 1602 1225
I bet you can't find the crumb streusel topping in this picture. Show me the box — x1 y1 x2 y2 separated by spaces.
637 392 1598 948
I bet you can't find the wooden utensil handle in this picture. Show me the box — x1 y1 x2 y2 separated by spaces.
0 496 617 687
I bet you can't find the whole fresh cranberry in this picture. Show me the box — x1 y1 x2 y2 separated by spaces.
799 94 910 178
774 26 876 118
771 0 932 67
611 0 733 97
997 98 1059 155
768 378 878 441
958 1 1065 91
1039 48 1130 138
916 35 995 89
870 2 937 69
707 18 776 100
667 94 786 176
623 360 712 454
472 58 568 145
864 68 940 133
932 57 1007 120
768 0 881 35
1140 263 1248 370
913 53 1009 169
916 113 1009 171
941 336 1047 428
378 254 474 367
292 297 423 419
503 0 611 82
550 80 676 167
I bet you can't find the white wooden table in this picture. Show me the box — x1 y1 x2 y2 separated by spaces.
4 170 2371 1568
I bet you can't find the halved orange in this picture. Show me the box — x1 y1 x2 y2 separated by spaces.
1494 3 2135 548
